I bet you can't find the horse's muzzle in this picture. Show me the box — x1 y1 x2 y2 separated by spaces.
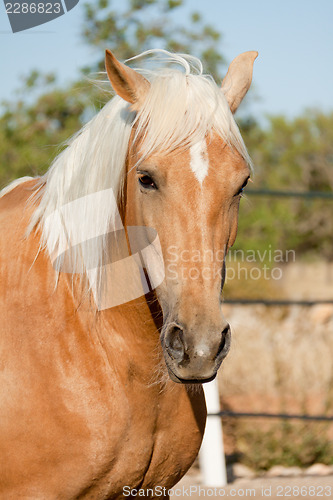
162 321 231 384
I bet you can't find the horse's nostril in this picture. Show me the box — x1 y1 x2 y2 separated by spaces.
166 326 185 361
222 324 230 337
217 323 230 357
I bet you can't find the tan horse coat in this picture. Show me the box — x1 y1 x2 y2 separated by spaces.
0 50 257 498
0 182 206 497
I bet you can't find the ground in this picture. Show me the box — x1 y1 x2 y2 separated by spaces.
175 466 333 499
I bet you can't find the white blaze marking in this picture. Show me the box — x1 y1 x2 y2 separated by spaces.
190 139 209 185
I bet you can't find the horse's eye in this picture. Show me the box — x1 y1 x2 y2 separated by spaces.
236 176 250 196
138 174 157 190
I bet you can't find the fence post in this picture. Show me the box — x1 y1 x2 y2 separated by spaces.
199 377 227 487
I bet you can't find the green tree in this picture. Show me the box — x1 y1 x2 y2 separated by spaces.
0 0 225 187
0 77 98 185
82 0 224 80
236 111 333 260
1 2 332 261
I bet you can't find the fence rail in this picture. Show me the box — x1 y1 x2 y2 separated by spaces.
224 299 333 305
246 189 333 199
201 187 333 486
226 188 333 305
209 411 333 422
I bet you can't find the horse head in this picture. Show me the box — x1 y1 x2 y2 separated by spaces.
105 49 257 384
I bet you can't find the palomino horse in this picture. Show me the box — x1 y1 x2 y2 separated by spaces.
0 49 257 498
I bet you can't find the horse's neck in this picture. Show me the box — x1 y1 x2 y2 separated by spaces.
95 291 165 382
2 179 165 382
101 291 163 348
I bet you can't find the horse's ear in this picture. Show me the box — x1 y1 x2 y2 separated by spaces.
221 51 258 113
105 50 150 108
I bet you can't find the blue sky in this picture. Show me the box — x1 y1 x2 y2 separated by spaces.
0 0 332 122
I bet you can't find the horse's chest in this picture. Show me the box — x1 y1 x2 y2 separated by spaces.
86 383 206 497
117 384 206 491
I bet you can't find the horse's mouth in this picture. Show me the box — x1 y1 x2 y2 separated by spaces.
166 366 217 385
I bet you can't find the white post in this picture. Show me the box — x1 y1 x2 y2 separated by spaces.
199 377 227 487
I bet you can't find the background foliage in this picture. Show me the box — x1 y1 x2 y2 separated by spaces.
0 0 332 260
236 112 333 260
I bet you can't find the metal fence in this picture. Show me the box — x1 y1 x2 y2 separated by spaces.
201 187 333 486
221 187 333 420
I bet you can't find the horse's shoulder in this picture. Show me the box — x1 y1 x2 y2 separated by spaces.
0 178 39 206
0 179 40 232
